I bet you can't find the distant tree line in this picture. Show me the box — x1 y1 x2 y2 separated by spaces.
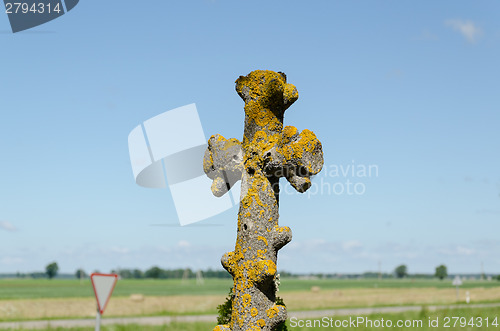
15 272 48 279
108 268 299 280
5 261 500 281
107 267 232 279
393 264 448 280
13 262 59 279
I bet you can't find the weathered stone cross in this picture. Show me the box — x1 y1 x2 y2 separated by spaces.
204 70 324 331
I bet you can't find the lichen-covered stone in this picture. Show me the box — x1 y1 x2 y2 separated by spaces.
205 70 324 331
204 134 243 197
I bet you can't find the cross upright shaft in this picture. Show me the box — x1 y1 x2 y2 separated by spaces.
204 70 323 331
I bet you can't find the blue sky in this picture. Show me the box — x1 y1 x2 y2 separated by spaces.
0 1 499 275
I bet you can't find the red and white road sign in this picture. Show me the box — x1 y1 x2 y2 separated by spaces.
90 273 118 314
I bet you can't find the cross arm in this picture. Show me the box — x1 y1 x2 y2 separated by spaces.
278 126 324 193
203 134 244 197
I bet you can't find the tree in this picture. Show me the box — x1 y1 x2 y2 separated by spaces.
132 269 144 279
435 265 448 280
46 262 59 279
30 272 47 279
119 269 133 279
394 265 407 278
75 269 87 279
145 266 163 279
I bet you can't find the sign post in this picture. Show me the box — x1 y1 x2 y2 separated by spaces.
90 273 118 331
452 275 463 301
95 306 101 331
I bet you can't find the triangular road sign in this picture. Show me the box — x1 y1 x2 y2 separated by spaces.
452 275 463 286
91 273 118 314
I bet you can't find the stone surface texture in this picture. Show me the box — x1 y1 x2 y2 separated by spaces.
204 70 324 331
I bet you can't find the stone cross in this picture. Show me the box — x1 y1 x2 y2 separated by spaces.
204 70 324 331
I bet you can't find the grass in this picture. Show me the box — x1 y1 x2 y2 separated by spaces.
280 278 500 291
280 286 500 311
285 306 500 331
0 279 233 300
1 307 499 330
0 322 213 331
0 278 499 323
1 324 214 331
1 287 499 322
1 278 498 300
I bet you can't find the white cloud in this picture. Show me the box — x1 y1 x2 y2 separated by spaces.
456 246 475 256
0 221 17 232
341 240 363 252
177 240 191 248
1 257 24 265
110 246 130 254
445 19 483 43
438 245 476 257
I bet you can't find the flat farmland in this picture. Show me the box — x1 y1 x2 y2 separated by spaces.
0 278 499 322
3 307 500 331
2 278 499 300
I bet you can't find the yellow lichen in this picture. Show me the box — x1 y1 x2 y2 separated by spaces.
235 70 297 132
213 70 316 331
274 225 290 233
242 294 252 307
282 126 298 141
266 306 279 319
278 128 322 174
257 236 268 246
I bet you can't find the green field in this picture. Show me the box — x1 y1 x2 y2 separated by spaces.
0 278 232 300
2 307 500 331
0 278 498 300
1 278 499 328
